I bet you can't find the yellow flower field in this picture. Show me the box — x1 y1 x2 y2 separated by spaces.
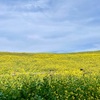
0 52 100 100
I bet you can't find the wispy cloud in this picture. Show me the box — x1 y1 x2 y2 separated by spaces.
0 0 100 52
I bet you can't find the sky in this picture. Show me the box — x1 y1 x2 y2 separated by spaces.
0 0 100 53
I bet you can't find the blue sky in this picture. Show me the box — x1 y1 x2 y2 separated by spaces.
0 0 100 53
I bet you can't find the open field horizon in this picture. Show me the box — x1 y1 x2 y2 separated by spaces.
1 0 100 99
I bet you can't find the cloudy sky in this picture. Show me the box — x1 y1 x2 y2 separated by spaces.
0 0 100 53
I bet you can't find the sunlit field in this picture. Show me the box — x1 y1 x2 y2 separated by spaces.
0 52 100 100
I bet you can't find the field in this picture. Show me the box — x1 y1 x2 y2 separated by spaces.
0 51 100 100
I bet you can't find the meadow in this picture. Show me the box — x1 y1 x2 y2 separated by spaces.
0 51 100 100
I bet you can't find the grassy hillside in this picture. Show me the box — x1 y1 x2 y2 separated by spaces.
0 51 100 100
